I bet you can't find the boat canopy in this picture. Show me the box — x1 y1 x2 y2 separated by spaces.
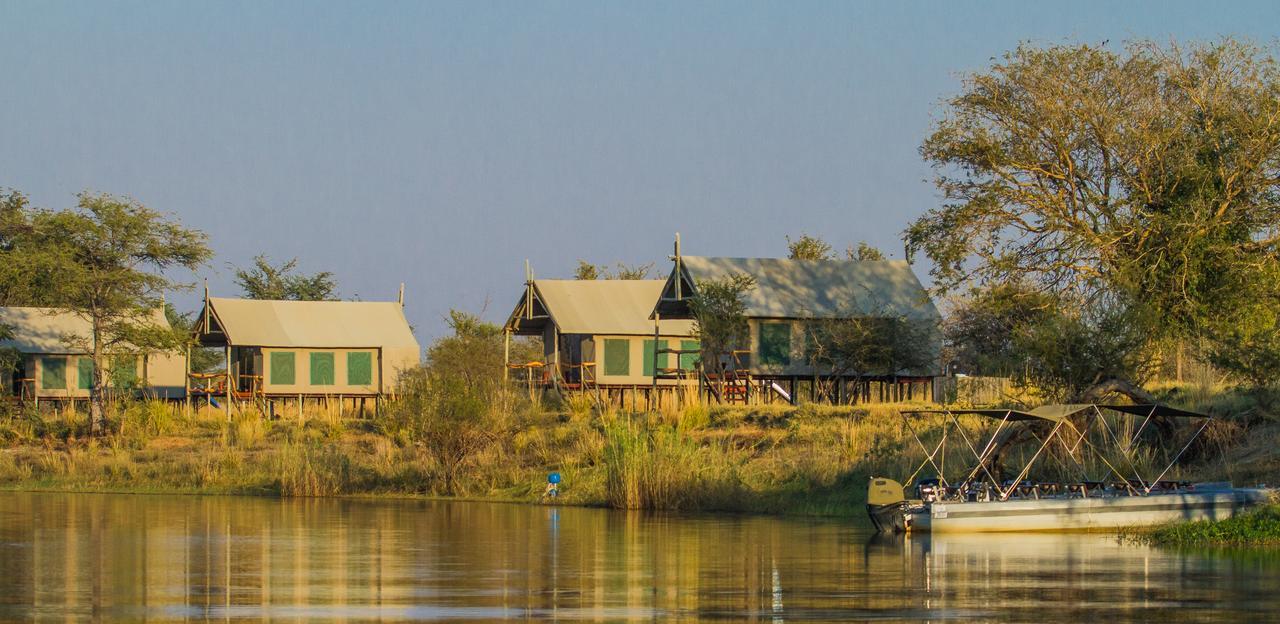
903 403 1207 424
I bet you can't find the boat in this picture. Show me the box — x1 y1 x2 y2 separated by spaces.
867 404 1274 533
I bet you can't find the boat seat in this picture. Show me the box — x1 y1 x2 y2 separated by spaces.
1067 481 1103 498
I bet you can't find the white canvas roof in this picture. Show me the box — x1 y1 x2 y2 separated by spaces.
511 280 695 336
670 256 942 322
0 306 171 354
205 297 420 349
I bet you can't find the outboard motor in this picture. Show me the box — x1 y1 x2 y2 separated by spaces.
867 477 908 534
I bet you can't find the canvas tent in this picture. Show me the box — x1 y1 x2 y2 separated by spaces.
504 279 697 388
653 246 943 402
193 296 420 403
0 306 186 400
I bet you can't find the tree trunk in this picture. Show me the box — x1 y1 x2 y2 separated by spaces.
89 317 105 435
1076 378 1157 404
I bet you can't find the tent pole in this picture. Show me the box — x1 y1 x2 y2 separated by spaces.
224 346 232 422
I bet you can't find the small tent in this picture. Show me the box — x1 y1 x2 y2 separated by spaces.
505 279 697 388
0 307 185 400
193 296 420 399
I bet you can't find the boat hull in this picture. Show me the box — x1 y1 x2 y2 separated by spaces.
908 489 1272 533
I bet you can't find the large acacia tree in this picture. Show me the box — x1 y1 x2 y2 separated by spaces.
907 39 1280 387
8 193 211 432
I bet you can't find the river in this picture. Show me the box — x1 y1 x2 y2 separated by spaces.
0 492 1276 621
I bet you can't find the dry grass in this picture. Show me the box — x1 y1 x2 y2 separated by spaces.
3 388 1279 517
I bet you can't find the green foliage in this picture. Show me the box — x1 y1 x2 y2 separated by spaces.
947 285 1153 401
573 260 654 280
687 275 755 377
0 192 212 432
846 242 885 261
233 254 337 301
384 366 502 494
1142 504 1280 547
786 234 835 261
907 38 1280 385
805 312 937 379
944 283 1059 376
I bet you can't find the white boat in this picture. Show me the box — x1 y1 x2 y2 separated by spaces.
867 404 1275 534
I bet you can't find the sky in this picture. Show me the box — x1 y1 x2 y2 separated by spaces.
1 1 1275 341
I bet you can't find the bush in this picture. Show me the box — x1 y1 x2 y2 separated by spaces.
383 366 508 495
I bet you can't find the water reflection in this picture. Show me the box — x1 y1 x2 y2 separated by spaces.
0 492 1277 621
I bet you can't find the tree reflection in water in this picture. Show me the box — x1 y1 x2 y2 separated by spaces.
0 492 1276 621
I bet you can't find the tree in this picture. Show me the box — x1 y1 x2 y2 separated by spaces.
385 309 520 494
846 242 885 261
233 255 337 301
803 305 937 400
786 234 835 260
574 260 654 280
0 189 72 307
686 275 755 379
906 38 1280 387
943 283 1058 376
946 285 1155 402
11 193 211 432
574 260 600 280
606 262 654 280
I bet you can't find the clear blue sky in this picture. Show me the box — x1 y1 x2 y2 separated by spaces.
1 1 1274 340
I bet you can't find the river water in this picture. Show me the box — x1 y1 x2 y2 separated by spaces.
0 492 1276 621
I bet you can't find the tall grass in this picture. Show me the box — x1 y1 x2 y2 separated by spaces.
602 422 741 510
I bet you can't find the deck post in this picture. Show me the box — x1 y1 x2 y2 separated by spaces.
651 312 660 410
184 344 191 414
503 329 511 382
224 346 232 422
552 327 560 382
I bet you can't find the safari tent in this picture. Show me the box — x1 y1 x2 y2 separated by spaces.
192 295 420 411
503 279 698 391
653 245 943 403
0 306 186 401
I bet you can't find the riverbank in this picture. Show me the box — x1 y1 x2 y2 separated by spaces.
3 385 1278 520
1128 504 1280 548
0 400 934 516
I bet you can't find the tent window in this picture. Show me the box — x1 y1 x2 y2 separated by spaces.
77 357 94 390
680 340 701 371
311 352 335 385
270 352 295 385
643 340 668 377
41 357 66 390
603 339 630 376
347 352 373 385
759 322 791 366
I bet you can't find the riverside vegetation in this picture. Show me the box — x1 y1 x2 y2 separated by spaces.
0 395 941 516
2 381 1280 525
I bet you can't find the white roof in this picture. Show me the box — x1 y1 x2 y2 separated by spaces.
676 256 942 321
0 306 170 353
206 297 420 349
523 280 695 336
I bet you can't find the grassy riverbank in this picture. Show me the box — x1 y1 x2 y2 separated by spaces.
3 384 1279 521
1132 504 1280 548
0 399 934 516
